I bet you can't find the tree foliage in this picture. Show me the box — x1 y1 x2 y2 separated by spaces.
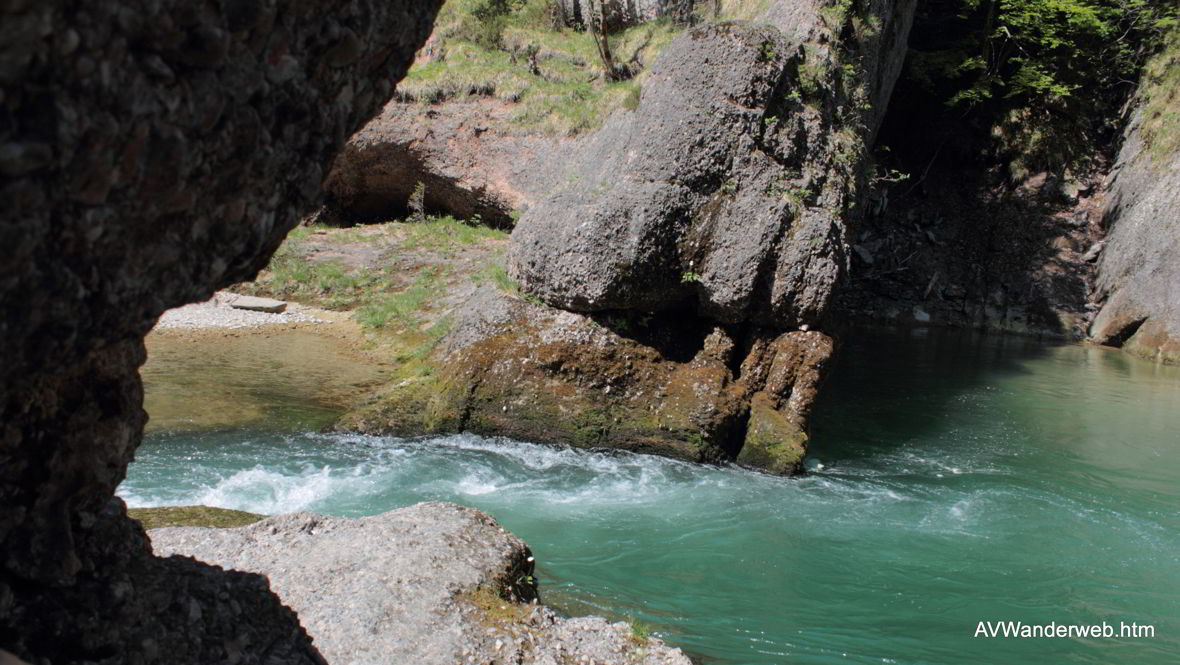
905 0 1178 171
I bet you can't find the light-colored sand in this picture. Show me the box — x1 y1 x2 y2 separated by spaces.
154 292 326 330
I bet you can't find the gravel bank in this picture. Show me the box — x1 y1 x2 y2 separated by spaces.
154 291 326 330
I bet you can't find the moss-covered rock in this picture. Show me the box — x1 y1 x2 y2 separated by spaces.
737 392 807 475
340 288 834 474
128 506 265 531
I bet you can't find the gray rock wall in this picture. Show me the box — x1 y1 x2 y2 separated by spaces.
1091 97 1180 363
554 0 696 32
510 0 915 328
454 0 914 472
319 98 570 226
0 1 441 662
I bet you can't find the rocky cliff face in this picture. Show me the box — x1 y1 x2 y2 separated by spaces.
1090 88 1180 364
498 1 913 469
0 1 441 662
554 0 695 32
344 0 916 473
833 164 1105 339
510 0 915 323
318 98 571 227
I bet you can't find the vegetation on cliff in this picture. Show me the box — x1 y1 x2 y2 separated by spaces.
1141 27 1180 164
232 216 523 417
395 0 773 134
398 0 671 134
893 0 1177 175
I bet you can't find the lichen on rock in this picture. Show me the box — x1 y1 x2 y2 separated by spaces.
344 286 838 475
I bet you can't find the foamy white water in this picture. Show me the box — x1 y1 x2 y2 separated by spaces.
122 330 1180 665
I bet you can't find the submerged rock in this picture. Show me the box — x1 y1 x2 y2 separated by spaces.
150 503 691 665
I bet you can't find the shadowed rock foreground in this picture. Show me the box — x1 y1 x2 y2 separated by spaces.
0 1 440 662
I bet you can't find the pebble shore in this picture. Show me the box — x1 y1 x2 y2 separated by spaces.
154 292 325 330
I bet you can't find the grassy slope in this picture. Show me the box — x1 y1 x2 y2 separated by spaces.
1141 29 1180 165
232 217 517 386
398 0 765 135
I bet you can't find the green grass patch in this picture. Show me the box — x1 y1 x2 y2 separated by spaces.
404 215 509 253
627 616 654 644
398 0 686 135
249 253 391 310
460 586 533 628
356 267 447 329
472 260 518 292
129 506 265 530
1142 29 1180 165
240 215 508 333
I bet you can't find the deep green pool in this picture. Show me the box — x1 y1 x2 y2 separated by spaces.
121 330 1180 664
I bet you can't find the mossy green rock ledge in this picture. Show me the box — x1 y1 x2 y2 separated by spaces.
338 288 834 474
736 393 809 475
129 506 265 531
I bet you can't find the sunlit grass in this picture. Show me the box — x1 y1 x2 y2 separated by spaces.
397 0 684 135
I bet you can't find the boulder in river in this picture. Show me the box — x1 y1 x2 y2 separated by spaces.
341 287 833 474
350 0 915 472
150 502 691 665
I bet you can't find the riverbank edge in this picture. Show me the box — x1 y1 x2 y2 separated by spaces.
144 503 691 665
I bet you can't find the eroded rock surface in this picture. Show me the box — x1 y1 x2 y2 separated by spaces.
512 0 914 324
319 98 570 226
150 503 690 665
1090 92 1180 363
0 1 441 662
342 287 833 474
554 0 695 32
376 1 913 471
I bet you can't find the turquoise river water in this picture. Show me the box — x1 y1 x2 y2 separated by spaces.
120 329 1180 664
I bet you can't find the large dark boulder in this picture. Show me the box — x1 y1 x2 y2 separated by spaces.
0 1 441 662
